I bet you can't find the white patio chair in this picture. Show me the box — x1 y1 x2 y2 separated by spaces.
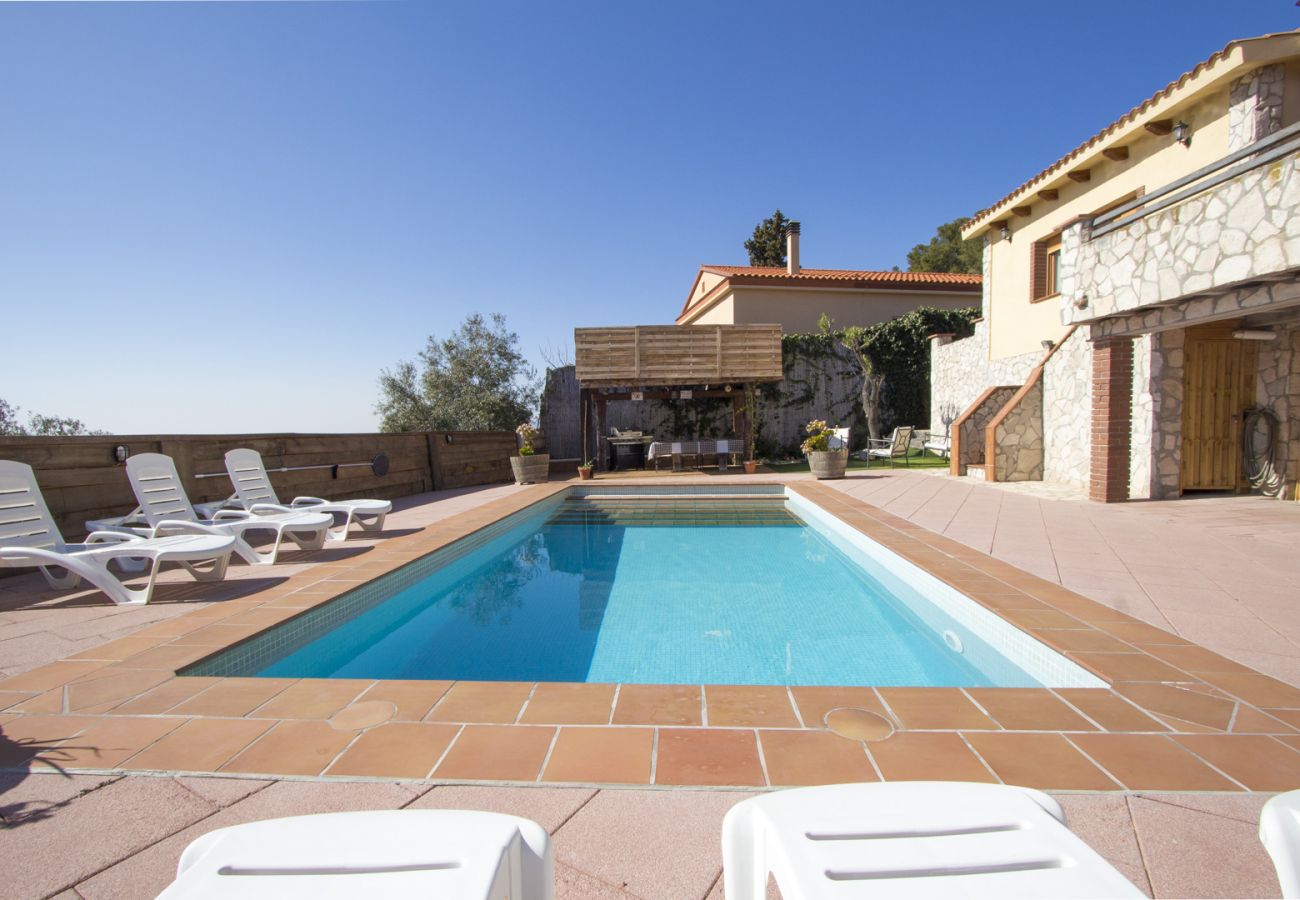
0 461 235 606
1261 789 1300 897
923 428 951 459
158 809 554 899
828 427 851 451
123 453 332 566
722 781 1142 899
223 448 391 541
866 425 915 467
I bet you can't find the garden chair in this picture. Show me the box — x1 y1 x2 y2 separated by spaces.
828 427 851 451
223 449 391 541
866 425 915 467
722 781 1142 899
923 428 951 459
121 453 333 566
0 461 235 606
159 809 553 899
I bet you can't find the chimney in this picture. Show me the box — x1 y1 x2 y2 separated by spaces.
786 221 801 275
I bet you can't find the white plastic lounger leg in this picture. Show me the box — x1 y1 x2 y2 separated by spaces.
722 782 1142 900
1262 790 1300 898
160 809 554 899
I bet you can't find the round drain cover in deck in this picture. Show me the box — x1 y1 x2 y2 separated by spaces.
825 707 895 742
329 700 397 732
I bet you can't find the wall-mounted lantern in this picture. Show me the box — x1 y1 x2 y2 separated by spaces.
1173 121 1191 147
112 445 130 464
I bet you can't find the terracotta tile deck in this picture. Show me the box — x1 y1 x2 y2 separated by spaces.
0 473 1294 894
0 474 1298 803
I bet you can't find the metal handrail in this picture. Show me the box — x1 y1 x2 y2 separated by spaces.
1090 120 1300 240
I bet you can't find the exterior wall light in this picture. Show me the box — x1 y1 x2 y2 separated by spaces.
1074 294 1089 310
1041 340 1055 351
1173 121 1191 147
999 222 1011 241
112 445 130 464
1232 329 1277 341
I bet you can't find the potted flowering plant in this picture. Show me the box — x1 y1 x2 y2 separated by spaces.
510 423 550 484
802 418 847 479
577 459 595 480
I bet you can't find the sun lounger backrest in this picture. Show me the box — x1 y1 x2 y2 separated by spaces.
0 461 64 550
224 449 281 508
125 453 199 526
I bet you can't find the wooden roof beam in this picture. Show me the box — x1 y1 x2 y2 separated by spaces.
1102 145 1130 161
1067 169 1091 183
1144 119 1173 136
1011 205 1032 217
1037 188 1058 201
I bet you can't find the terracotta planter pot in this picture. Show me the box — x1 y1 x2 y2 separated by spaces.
577 466 594 480
511 454 550 485
743 460 758 475
807 449 848 479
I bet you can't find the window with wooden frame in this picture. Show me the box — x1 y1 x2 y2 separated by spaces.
1031 235 1062 302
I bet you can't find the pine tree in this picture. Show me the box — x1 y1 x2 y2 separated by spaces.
744 210 793 267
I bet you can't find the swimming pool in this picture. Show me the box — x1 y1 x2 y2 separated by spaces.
185 487 1104 688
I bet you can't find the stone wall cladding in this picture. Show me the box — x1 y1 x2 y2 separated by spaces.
1253 321 1300 499
1229 64 1284 151
1042 327 1092 490
1129 334 1154 499
957 386 1017 473
993 380 1044 482
1064 150 1300 326
930 318 1038 434
1091 277 1300 339
1145 329 1186 500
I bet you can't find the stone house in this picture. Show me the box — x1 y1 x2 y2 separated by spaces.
678 224 981 331
932 30 1300 502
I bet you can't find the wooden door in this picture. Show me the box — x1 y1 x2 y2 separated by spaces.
1181 327 1244 491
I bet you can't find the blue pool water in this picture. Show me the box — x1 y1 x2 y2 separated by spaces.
189 492 1101 687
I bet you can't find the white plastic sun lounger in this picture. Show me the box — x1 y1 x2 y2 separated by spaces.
722 781 1142 899
1261 789 1300 897
0 461 235 606
223 448 391 541
158 809 554 899
122 453 332 566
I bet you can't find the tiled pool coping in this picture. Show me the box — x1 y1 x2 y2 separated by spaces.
3 478 1300 791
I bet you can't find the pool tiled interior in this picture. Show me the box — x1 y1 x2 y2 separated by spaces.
4 478 1300 792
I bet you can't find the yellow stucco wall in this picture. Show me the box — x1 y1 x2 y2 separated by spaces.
985 85 1235 359
724 287 977 333
689 295 735 325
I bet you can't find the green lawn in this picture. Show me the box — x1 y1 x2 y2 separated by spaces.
762 449 948 473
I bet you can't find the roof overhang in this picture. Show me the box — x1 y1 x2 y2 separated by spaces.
963 31 1300 240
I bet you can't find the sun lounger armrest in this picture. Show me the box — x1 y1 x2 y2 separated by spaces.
289 496 328 507
209 509 253 522
154 519 226 538
84 531 143 545
249 502 294 515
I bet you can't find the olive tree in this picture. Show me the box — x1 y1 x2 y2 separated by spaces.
376 313 539 432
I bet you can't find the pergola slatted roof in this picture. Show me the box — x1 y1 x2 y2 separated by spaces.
574 325 783 388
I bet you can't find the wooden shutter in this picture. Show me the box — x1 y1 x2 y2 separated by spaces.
1030 240 1048 301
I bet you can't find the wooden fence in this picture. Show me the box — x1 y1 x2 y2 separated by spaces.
0 431 518 540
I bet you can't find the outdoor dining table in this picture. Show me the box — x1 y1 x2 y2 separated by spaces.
646 439 740 471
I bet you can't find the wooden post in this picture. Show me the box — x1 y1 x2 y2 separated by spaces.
579 388 590 466
595 394 607 471
425 432 443 492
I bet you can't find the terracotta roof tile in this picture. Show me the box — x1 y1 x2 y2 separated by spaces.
965 30 1300 234
698 265 982 285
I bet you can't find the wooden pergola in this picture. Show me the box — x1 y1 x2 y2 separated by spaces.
574 325 784 469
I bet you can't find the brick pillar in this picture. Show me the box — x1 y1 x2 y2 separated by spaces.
1090 337 1134 502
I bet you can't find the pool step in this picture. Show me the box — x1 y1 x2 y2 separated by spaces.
545 497 800 527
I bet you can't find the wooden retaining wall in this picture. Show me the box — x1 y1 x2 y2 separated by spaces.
0 431 517 540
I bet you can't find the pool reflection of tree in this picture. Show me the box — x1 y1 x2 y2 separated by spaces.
444 532 546 626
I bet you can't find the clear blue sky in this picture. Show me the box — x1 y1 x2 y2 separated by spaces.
2 1 1295 433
